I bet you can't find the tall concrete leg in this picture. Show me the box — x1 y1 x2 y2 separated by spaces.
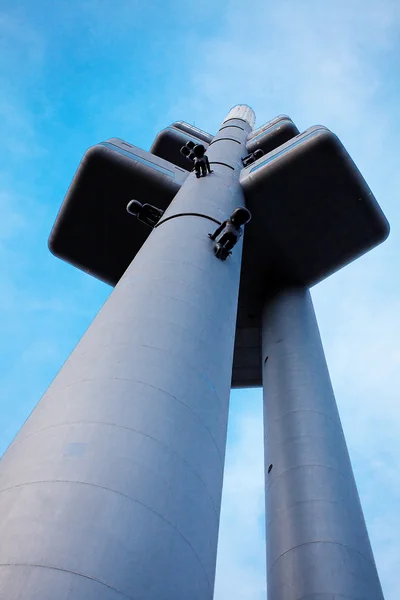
262 287 384 600
0 107 254 599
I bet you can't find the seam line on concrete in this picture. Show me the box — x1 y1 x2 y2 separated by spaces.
1 307 228 456
72 319 231 359
3 427 220 516
0 481 213 589
49 369 222 408
80 302 235 338
67 344 225 404
119 343 223 405
156 213 221 229
209 138 241 145
266 498 361 527
267 463 355 492
222 117 248 125
51 345 224 407
219 124 245 132
26 356 225 461
2 430 219 516
0 563 134 599
267 540 378 574
265 408 341 436
267 433 351 452
5 420 220 514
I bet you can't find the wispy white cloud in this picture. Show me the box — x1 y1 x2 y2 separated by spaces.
0 11 47 156
0 11 111 454
168 0 400 152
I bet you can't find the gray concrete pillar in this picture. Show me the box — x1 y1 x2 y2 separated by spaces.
262 287 384 600
0 106 254 600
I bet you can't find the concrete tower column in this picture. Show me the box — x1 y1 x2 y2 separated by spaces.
262 287 384 600
0 106 254 600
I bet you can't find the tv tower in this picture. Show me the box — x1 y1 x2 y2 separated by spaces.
0 105 388 599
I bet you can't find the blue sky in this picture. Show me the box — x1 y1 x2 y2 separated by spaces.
1 0 400 597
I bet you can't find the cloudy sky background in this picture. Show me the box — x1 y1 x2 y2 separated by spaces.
0 0 399 597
